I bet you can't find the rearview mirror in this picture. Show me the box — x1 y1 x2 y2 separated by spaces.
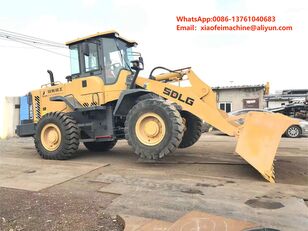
130 56 144 70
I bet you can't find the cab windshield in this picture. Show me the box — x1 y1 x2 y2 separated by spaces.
68 36 137 83
102 38 133 84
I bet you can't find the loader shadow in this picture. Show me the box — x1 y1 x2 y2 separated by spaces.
274 156 308 186
73 144 137 162
61 142 308 186
72 145 267 183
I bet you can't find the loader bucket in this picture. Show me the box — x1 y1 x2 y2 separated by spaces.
235 112 297 182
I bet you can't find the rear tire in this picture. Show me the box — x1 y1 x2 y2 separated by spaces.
34 112 80 160
84 140 117 152
179 111 202 148
285 125 301 138
125 99 184 160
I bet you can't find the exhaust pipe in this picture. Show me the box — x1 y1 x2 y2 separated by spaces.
47 70 55 86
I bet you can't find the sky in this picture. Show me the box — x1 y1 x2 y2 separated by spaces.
0 0 307 98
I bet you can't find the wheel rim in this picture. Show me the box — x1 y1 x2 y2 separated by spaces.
288 126 300 137
41 123 61 151
135 112 166 146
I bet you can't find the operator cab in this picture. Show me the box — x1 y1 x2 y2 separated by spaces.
65 30 143 84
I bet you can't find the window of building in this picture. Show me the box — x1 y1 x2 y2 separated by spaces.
219 102 232 112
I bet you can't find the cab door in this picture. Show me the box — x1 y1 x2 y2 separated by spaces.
101 38 132 103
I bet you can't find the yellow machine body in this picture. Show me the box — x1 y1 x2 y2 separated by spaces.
31 70 131 122
24 31 297 182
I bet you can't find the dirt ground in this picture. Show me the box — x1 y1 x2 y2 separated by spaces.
0 133 307 231
0 187 123 231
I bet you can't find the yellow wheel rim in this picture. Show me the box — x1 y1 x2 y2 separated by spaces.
135 112 166 146
41 123 61 151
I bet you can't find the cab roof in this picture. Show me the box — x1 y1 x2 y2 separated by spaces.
65 30 137 46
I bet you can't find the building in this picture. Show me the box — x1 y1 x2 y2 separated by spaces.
265 89 308 109
0 96 20 139
212 84 267 112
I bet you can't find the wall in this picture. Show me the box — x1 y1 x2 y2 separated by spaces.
267 100 289 109
214 88 265 111
0 97 20 139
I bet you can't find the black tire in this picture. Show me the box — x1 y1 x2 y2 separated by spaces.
137 93 182 111
179 111 202 148
34 112 80 160
285 125 301 138
125 99 184 160
84 140 117 152
136 93 160 103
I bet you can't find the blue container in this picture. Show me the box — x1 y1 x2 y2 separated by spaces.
20 96 30 121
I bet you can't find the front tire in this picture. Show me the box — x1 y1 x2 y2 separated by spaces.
125 99 184 160
84 140 117 152
136 93 160 103
285 125 301 138
34 112 80 160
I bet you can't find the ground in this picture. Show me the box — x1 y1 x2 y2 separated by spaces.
0 133 307 231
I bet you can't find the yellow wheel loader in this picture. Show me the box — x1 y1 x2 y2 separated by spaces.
16 31 297 182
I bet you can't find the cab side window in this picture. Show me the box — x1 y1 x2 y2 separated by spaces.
84 43 100 72
69 45 80 75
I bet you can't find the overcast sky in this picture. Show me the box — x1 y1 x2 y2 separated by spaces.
0 0 307 97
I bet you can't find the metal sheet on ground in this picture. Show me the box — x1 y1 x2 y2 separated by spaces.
99 183 136 195
120 214 153 231
167 211 257 231
0 157 108 191
137 219 172 231
95 173 308 231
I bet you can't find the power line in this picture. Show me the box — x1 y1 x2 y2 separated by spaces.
0 33 66 49
1 36 70 58
0 28 66 48
0 28 70 58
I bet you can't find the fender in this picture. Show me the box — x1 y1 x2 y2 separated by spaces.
113 89 150 116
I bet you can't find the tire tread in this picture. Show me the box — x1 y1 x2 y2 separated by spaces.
34 112 80 160
179 111 202 148
125 99 184 160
